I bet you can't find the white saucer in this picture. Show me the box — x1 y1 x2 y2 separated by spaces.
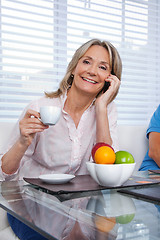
39 173 75 184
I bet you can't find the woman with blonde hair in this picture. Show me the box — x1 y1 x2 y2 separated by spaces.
0 38 122 240
47 39 122 99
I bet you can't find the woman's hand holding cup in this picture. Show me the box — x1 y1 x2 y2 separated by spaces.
19 109 48 147
19 106 61 147
39 106 61 125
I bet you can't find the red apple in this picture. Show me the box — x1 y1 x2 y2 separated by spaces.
91 142 114 161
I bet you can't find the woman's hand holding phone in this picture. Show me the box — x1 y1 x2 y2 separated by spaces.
95 74 120 108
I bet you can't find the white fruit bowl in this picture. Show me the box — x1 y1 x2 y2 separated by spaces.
86 162 136 187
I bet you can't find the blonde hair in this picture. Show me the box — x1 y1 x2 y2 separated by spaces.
45 39 122 98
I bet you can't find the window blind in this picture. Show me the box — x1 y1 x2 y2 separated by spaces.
0 0 160 125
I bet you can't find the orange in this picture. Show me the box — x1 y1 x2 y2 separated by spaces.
95 215 116 232
94 146 116 164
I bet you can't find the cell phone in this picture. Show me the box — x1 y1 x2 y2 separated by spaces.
103 81 110 93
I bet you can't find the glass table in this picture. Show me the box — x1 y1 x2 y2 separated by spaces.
0 171 160 240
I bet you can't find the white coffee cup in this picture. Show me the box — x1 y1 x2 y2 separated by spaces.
40 106 61 125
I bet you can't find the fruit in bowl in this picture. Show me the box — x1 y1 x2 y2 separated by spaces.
110 192 136 223
116 213 135 224
86 162 135 187
87 143 136 187
91 142 115 164
94 215 116 233
115 151 134 164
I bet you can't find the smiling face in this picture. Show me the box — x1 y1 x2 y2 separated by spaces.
72 45 111 96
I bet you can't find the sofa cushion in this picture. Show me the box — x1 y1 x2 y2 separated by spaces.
0 226 19 239
118 125 148 171
0 208 19 239
0 208 9 230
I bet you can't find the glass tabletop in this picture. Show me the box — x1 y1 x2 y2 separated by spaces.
0 171 160 240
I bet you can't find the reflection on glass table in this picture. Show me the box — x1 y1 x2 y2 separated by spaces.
0 180 160 240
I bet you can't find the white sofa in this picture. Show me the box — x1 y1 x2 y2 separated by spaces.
0 122 19 239
0 122 148 239
117 125 148 171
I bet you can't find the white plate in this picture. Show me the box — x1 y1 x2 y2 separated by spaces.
39 173 75 184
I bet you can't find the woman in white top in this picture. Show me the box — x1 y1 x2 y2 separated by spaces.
1 38 122 240
1 39 122 181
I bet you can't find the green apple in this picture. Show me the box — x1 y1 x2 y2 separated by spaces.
116 213 135 224
115 151 135 164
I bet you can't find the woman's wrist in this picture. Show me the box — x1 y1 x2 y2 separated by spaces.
95 101 107 116
18 136 30 151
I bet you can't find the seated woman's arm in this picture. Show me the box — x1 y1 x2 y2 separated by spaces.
1 109 48 175
148 132 160 167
